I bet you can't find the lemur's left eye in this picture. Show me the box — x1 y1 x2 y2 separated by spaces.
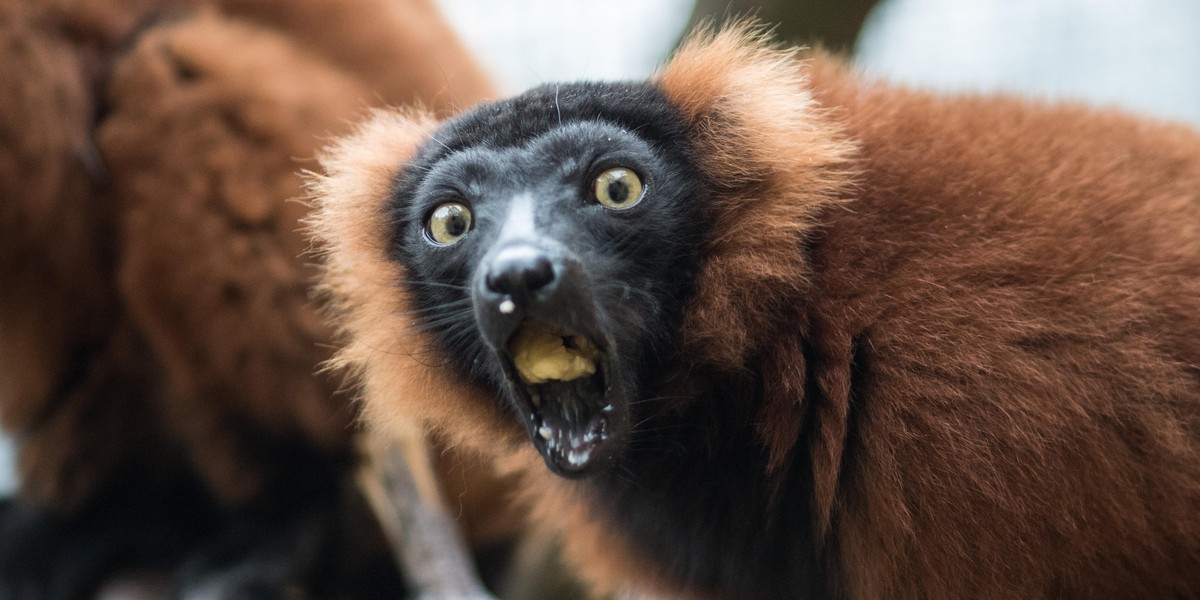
426 202 473 245
594 167 644 209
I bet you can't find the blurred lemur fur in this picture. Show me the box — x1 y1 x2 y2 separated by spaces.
310 24 1200 600
0 0 501 597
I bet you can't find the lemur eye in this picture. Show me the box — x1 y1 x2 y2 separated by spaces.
426 202 473 245
593 167 644 209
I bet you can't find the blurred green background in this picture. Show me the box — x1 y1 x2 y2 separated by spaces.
690 0 881 51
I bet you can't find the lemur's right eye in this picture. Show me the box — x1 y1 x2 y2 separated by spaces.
426 202 473 245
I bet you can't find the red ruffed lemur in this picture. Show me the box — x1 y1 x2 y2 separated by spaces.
310 24 1200 600
0 0 503 597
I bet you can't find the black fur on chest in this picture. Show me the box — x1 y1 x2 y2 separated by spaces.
582 371 832 599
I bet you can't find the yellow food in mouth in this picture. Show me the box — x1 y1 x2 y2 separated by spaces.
510 322 599 385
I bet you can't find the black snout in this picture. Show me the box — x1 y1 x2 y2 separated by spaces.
485 244 555 296
474 243 596 355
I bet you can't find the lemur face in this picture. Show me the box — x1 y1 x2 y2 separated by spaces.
388 82 708 477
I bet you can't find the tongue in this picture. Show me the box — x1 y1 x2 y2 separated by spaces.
539 378 600 430
535 378 608 471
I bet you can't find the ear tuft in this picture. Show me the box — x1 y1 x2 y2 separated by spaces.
306 107 435 359
305 108 514 450
655 21 857 369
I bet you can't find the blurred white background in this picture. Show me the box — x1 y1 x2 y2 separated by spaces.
434 0 695 93
433 0 1200 125
856 0 1200 125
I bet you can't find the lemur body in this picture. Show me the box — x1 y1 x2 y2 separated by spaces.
312 26 1200 599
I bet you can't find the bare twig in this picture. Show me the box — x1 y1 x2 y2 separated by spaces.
357 422 496 600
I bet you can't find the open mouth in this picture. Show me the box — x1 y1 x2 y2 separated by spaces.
502 321 616 477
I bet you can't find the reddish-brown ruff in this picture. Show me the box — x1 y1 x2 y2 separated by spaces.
312 26 1200 599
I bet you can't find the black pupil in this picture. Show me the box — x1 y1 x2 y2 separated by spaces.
445 211 468 236
607 179 630 204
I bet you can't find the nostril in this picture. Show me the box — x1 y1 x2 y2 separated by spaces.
523 256 554 290
485 245 556 296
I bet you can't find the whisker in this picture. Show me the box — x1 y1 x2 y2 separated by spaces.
428 135 453 152
405 304 471 325
402 162 434 174
417 312 477 333
630 414 663 431
613 463 647 492
632 424 685 436
433 61 461 115
600 221 648 253
627 394 692 407
394 296 473 312
595 283 659 306
397 279 471 291
554 83 562 125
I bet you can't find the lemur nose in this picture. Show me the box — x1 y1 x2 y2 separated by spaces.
485 244 555 296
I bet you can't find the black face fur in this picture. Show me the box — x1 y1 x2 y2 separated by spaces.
388 82 710 477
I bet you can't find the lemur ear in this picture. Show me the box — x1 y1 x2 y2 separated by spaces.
307 108 516 449
309 108 434 326
654 22 857 370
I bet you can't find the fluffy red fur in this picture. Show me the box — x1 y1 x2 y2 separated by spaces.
802 60 1200 600
314 23 1200 599
1 0 494 511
